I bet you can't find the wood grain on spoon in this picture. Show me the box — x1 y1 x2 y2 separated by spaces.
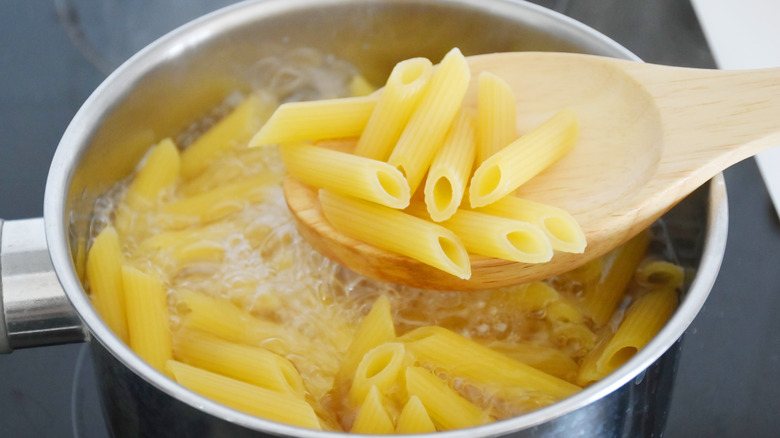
285 52 780 291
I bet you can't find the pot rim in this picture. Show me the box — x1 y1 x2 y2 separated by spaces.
43 0 728 436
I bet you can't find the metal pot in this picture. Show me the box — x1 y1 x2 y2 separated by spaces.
0 0 727 436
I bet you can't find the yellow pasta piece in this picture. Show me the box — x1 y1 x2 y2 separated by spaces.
349 342 408 405
137 223 231 268
173 329 305 397
424 110 476 222
159 175 273 229
179 149 283 196
395 395 436 434
350 385 395 434
475 195 586 254
506 280 560 313
280 143 410 208
354 57 433 161
388 48 471 193
319 190 471 279
401 326 580 400
580 231 651 326
349 74 377 97
249 95 378 147
477 71 517 164
404 366 486 431
407 204 552 264
86 226 129 343
115 138 180 236
122 265 172 376
635 259 685 290
125 138 181 206
167 360 321 430
336 295 396 385
469 109 578 208
180 92 277 179
597 287 678 375
176 290 290 356
486 340 579 383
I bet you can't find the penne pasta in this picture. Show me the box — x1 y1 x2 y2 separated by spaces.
167 360 321 430
469 109 578 208
349 342 407 405
249 95 378 147
122 265 173 376
476 71 518 164
172 329 306 397
180 92 277 179
354 57 433 161
580 231 651 326
401 326 581 400
319 190 471 279
350 385 395 434
280 142 410 208
176 290 290 356
485 340 579 383
124 138 181 207
635 259 685 290
395 395 436 434
597 287 678 375
407 204 552 264
404 366 486 431
349 74 377 97
423 110 477 222
474 195 586 254
577 288 678 386
159 175 274 229
388 48 471 193
86 226 129 343
336 295 396 385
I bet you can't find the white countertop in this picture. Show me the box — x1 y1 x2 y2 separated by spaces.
691 0 780 217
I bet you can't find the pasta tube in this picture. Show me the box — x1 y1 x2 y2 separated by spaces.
336 295 396 385
424 110 476 222
597 287 678 375
167 360 321 430
180 92 277 179
475 195 586 254
349 342 407 404
249 95 378 147
469 109 578 208
407 204 552 264
350 385 395 434
476 71 517 164
395 395 436 434
580 231 651 326
122 265 172 376
86 226 129 343
124 138 180 206
280 142 410 208
176 290 290 355
172 329 305 397
388 48 471 193
404 366 486 431
578 287 678 385
354 57 433 161
401 326 580 400
319 190 471 279
159 175 273 228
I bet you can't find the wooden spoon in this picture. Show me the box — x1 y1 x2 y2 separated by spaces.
284 52 780 291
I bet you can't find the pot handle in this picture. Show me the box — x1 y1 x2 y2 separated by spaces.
0 217 87 353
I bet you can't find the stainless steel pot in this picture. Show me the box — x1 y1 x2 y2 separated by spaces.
0 0 727 436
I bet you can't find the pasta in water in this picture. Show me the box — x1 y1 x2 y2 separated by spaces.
85 48 682 432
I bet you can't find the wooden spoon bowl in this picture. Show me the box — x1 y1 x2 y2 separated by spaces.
285 52 780 291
